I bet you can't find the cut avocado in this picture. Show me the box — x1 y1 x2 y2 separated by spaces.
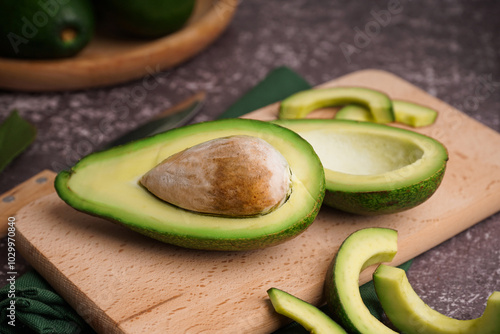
374 264 500 334
0 0 94 59
325 228 398 334
96 0 195 38
55 119 325 251
273 119 448 215
334 100 438 128
279 87 394 123
335 104 373 122
393 100 438 127
267 288 347 334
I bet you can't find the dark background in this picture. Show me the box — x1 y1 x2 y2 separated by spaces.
1 0 499 324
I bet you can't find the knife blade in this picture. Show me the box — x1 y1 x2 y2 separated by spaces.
0 91 206 237
106 91 206 148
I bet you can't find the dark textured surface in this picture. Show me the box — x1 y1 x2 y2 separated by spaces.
1 0 499 326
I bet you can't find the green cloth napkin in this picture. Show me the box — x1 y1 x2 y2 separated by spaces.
0 66 412 334
0 110 37 174
217 66 311 119
0 271 94 334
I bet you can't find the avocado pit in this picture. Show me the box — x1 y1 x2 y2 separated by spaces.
140 135 292 217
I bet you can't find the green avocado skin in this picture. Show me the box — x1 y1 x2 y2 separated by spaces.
96 0 195 38
325 255 363 334
0 0 95 59
324 166 446 215
128 197 324 251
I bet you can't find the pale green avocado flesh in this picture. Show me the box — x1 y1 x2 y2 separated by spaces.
393 100 438 127
55 119 325 251
325 228 398 334
335 104 374 122
374 265 500 334
267 288 347 334
335 100 438 128
273 119 448 215
279 87 394 123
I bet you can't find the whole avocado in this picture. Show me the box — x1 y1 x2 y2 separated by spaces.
97 0 196 38
0 0 95 59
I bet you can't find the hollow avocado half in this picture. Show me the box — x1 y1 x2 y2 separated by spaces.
273 119 448 215
55 119 325 251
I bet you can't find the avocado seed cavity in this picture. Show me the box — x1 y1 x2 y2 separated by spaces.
140 135 292 217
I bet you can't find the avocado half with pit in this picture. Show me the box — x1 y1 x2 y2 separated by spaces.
55 119 325 251
273 119 448 215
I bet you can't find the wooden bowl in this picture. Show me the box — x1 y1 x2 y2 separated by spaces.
0 0 238 92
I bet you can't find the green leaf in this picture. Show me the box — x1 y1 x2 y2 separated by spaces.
0 110 37 173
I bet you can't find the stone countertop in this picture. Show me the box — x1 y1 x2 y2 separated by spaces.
1 0 499 327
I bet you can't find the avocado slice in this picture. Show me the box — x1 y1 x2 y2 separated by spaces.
55 119 325 251
273 119 448 215
334 100 438 128
0 0 94 59
393 100 439 127
279 87 394 123
267 288 347 333
96 0 195 38
374 264 500 334
325 228 398 334
335 104 374 122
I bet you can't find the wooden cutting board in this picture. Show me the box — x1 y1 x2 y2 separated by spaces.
15 70 500 333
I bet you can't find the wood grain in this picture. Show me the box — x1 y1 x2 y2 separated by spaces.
0 0 237 92
0 169 56 237
14 70 500 333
